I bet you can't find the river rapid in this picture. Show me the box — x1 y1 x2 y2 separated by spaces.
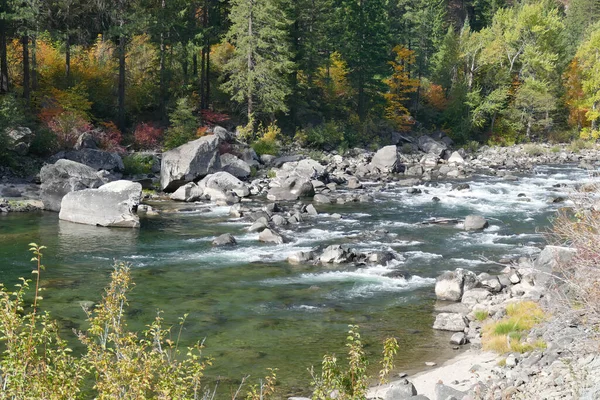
0 164 591 397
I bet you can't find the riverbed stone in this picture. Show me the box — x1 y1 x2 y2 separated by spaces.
370 145 399 173
160 135 221 191
40 159 106 212
463 215 489 231
320 245 353 264
432 313 468 332
258 228 285 244
450 332 468 345
170 182 204 202
59 180 142 228
212 233 237 247
287 251 315 264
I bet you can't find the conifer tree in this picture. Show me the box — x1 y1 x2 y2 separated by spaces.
222 0 294 122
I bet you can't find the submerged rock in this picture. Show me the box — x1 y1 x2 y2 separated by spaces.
59 180 142 228
432 312 468 331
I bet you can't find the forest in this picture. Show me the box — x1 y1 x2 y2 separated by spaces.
1 0 600 160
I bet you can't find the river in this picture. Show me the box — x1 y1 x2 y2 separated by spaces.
0 164 590 397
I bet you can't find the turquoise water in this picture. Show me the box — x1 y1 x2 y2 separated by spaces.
0 165 590 397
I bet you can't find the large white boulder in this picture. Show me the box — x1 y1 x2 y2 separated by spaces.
370 145 399 173
160 135 221 191
59 180 142 228
40 159 106 212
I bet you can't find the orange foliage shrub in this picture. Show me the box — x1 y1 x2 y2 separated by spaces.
563 59 589 130
383 46 420 131
423 83 447 111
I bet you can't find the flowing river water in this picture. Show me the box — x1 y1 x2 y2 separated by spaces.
0 164 593 397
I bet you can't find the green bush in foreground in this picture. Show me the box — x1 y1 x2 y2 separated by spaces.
0 244 275 399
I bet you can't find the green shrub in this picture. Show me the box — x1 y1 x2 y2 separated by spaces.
523 143 546 156
568 138 596 152
297 121 345 150
252 139 279 156
550 145 561 153
123 153 155 175
164 97 199 150
310 325 399 400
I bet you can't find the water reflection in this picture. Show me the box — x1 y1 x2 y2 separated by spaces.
57 219 140 258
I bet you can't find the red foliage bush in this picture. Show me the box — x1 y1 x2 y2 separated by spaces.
46 111 92 149
200 110 230 126
95 122 125 153
134 123 164 150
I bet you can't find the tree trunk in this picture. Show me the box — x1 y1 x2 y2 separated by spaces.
247 0 253 118
0 6 8 93
205 42 210 108
22 35 30 105
200 46 206 109
159 0 167 124
118 34 126 131
593 102 598 132
31 36 37 91
193 53 198 77
65 34 71 85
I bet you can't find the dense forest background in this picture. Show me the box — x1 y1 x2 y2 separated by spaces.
1 0 600 160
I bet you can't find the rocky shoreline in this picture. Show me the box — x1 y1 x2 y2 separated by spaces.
361 245 600 400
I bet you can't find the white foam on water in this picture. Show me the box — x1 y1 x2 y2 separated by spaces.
263 263 434 297
392 240 423 247
404 251 444 260
292 228 349 244
449 257 485 266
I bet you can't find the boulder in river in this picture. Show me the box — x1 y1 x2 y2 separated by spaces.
160 135 221 191
212 233 237 247
435 268 477 302
319 245 354 264
447 151 465 164
170 182 204 202
370 145 399 173
259 228 286 244
40 159 106 212
58 180 142 228
267 177 315 201
463 215 489 231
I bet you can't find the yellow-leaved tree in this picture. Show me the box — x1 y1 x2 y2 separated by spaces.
383 46 420 131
